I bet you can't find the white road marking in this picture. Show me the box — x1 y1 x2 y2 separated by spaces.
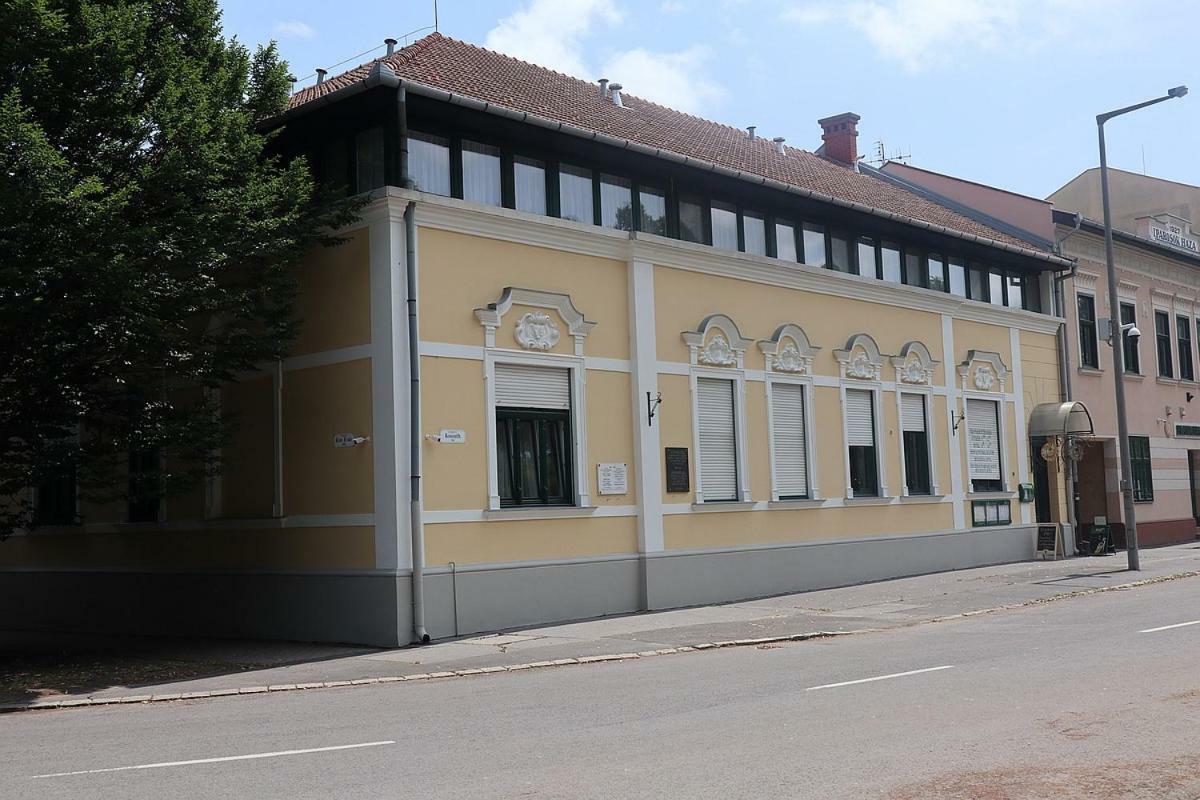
1140 619 1200 634
806 665 955 691
31 740 396 779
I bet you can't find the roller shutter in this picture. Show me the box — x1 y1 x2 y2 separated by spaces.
901 393 927 433
772 383 809 498
966 398 1001 480
494 363 571 410
697 377 738 501
845 388 875 447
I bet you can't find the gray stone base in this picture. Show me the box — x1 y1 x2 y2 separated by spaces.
2 528 1035 646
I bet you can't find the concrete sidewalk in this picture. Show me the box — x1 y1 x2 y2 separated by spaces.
5 543 1200 711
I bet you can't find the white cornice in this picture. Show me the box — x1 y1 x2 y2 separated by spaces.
373 191 1063 335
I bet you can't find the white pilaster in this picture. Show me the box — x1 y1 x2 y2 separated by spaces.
628 260 664 554
1010 327 1032 524
942 314 966 529
368 199 411 570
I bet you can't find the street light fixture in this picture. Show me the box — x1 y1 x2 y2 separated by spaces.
1097 86 1187 571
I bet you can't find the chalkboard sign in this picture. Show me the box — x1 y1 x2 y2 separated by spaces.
1037 524 1057 553
665 447 690 493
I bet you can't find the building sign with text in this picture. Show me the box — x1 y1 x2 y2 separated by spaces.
1137 213 1199 255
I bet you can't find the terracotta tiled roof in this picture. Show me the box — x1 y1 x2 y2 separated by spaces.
288 33 1045 255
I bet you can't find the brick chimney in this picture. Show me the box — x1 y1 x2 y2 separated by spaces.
817 112 861 165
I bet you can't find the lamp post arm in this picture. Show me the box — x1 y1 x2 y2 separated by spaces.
1097 94 1174 125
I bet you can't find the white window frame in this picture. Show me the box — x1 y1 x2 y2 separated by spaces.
896 389 938 497
890 341 941 497
957 349 1012 495
833 334 888 499
765 376 818 501
475 288 598 512
759 324 821 501
484 350 590 510
683 314 754 504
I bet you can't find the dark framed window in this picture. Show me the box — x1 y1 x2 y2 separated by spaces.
1130 435 1153 501
971 499 1012 527
988 269 1005 307
354 127 385 192
774 220 798 261
711 200 738 251
496 408 573 506
1121 302 1140 374
1179 316 1194 381
948 257 967 297
829 231 852 272
968 265 988 301
599 173 633 230
900 393 931 495
1155 309 1174 378
742 210 767 255
926 254 946 292
967 398 1003 493
407 131 450 195
513 155 547 214
679 195 706 243
462 140 502 206
638 186 667 235
801 223 826 267
880 242 902 283
1077 294 1099 369
558 163 594 223
1005 274 1023 309
856 236 879 278
903 251 922 286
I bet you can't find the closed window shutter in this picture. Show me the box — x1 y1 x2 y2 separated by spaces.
494 363 571 410
900 393 926 433
772 383 808 497
697 377 738 501
966 398 1001 480
845 389 875 447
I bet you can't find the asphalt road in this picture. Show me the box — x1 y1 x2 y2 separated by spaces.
5 575 1200 799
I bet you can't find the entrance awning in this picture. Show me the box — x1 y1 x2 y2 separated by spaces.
1028 401 1094 437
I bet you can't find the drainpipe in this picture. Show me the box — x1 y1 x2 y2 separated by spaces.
1053 214 1083 551
399 84 430 644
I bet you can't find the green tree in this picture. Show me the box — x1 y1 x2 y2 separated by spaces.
0 0 358 537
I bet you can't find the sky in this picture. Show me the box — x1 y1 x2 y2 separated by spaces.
220 0 1199 200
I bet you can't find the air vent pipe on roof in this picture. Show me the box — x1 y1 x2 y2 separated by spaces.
609 82 623 107
385 38 398 56
773 136 785 154
598 78 609 98
286 74 297 94
315 68 327 85
747 125 756 140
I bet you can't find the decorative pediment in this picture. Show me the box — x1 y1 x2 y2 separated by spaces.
475 287 596 356
890 341 939 386
759 324 820 375
833 333 884 381
957 350 1009 393
682 314 755 368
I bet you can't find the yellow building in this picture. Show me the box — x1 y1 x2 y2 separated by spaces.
3 34 1076 645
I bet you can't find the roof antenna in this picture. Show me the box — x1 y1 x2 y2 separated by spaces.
434 0 439 32
864 139 910 167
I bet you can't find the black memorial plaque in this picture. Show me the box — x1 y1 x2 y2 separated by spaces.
665 447 690 494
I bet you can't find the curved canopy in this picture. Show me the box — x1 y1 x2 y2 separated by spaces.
1029 401 1094 437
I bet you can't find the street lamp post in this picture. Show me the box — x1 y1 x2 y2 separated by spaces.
1097 85 1188 572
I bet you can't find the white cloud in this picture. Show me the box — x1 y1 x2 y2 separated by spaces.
273 20 315 40
782 0 1137 72
485 0 622 78
601 46 725 114
484 0 726 114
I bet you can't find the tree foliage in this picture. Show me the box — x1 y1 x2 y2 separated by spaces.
0 0 358 537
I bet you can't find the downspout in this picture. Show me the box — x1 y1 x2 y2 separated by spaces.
399 84 430 643
1053 214 1083 550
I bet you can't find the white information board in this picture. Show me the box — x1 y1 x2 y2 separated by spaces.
597 463 628 495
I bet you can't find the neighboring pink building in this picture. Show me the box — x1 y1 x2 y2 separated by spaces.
882 162 1200 551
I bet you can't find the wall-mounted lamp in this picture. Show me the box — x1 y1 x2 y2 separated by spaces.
1187 392 1194 403
646 391 662 425
951 410 965 435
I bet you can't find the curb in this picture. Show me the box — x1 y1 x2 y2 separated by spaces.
5 568 1198 715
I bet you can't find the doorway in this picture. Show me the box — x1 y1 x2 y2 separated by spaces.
1073 438 1109 550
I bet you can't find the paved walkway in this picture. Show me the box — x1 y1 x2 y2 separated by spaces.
5 543 1200 711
